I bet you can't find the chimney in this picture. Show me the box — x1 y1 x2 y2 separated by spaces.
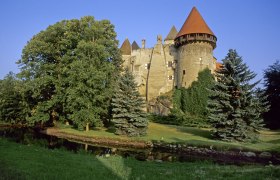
142 39 146 49
157 35 162 44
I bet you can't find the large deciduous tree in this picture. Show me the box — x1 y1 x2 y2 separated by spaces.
263 60 280 129
207 49 268 141
17 16 122 129
111 69 148 136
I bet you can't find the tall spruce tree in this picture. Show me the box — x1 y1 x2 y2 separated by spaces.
207 49 267 141
111 69 148 136
0 72 27 124
263 61 280 129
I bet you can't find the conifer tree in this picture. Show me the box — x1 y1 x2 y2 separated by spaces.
263 60 280 129
111 69 148 136
207 49 267 141
0 72 27 124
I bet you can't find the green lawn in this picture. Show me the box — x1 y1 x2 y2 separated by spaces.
0 138 279 180
57 122 280 152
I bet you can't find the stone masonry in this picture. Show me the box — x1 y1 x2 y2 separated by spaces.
120 7 218 102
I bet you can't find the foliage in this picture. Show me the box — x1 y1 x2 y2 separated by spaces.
170 69 214 127
111 69 148 136
264 60 280 129
0 72 27 124
207 49 268 142
17 16 122 129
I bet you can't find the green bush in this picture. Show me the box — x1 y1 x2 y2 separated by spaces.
170 69 214 127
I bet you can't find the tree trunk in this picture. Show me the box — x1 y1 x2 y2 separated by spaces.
86 123 89 132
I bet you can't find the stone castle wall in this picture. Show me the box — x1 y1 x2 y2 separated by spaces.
122 38 216 102
176 42 215 88
123 38 176 101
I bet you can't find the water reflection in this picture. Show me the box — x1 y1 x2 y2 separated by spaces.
0 127 176 162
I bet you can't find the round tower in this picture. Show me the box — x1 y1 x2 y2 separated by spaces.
175 7 217 88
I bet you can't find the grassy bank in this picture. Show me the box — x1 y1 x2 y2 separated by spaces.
0 138 279 180
57 122 280 152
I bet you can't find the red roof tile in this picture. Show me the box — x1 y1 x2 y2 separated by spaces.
176 7 215 38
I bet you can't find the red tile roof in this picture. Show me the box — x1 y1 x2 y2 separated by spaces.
176 7 215 38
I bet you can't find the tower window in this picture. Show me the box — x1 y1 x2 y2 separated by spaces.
183 70 186 75
167 61 172 67
145 63 150 69
168 75 173 80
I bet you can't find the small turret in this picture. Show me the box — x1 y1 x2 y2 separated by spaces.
131 41 140 51
164 26 178 44
120 38 131 55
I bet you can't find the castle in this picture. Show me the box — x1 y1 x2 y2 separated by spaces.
120 7 218 102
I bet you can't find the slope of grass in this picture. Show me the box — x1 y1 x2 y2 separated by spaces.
57 122 280 152
0 138 279 180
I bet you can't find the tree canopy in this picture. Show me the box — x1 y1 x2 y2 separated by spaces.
207 49 268 141
17 16 122 129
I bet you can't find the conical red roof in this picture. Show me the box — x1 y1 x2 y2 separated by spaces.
176 7 215 38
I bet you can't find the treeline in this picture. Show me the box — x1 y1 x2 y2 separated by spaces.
0 16 147 136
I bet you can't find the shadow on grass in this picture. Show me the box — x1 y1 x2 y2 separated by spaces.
268 139 280 144
170 138 251 151
105 127 116 134
174 126 212 139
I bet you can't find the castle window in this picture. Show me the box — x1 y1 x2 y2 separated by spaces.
168 61 172 67
183 70 186 75
145 63 150 69
168 75 173 80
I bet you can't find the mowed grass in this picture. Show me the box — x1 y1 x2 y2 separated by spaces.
58 122 280 152
0 138 279 180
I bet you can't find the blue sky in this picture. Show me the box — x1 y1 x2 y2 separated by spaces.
1 0 280 85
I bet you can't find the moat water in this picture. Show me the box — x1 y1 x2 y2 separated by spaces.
0 127 185 162
1 126 279 165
